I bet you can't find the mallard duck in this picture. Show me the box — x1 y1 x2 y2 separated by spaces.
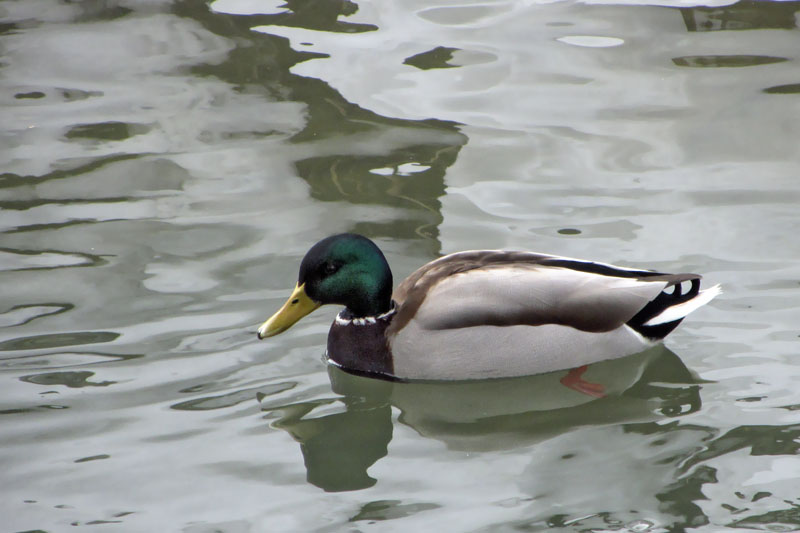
257 233 720 381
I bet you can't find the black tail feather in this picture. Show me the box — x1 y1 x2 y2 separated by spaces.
628 278 701 340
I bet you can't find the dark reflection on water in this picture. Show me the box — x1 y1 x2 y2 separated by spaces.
0 331 119 351
612 423 800 531
179 0 467 246
0 351 135 371
687 424 800 464
764 83 800 95
0 303 73 327
350 499 441 522
0 153 145 216
0 404 69 416
295 140 459 240
20 370 115 388
197 0 377 35
64 121 150 142
672 55 788 68
262 347 702 492
74 454 110 463
681 0 800 32
272 397 393 491
171 381 296 411
731 507 800 531
68 1 132 22
404 46 460 71
0 248 108 271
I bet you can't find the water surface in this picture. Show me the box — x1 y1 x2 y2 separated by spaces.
2 0 800 531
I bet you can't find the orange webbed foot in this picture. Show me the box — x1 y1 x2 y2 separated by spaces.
560 365 606 398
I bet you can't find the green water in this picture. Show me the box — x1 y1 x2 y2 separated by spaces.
2 0 800 531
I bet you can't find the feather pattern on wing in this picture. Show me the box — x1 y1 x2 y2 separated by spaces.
389 250 695 336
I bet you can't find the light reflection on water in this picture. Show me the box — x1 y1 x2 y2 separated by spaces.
2 0 800 531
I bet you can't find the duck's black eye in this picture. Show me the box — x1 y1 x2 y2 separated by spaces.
323 262 339 276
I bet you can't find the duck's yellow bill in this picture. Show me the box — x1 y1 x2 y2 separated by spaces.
257 283 321 339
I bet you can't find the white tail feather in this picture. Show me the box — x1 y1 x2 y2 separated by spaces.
643 284 722 326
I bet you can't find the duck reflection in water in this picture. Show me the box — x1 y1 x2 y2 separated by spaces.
260 346 701 492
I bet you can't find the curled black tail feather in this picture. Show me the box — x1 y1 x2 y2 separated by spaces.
627 277 701 340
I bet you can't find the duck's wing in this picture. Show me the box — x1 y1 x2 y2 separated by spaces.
390 250 706 336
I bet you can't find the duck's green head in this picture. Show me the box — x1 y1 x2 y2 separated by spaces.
257 234 393 339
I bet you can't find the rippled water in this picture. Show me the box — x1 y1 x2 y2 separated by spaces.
2 0 800 531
